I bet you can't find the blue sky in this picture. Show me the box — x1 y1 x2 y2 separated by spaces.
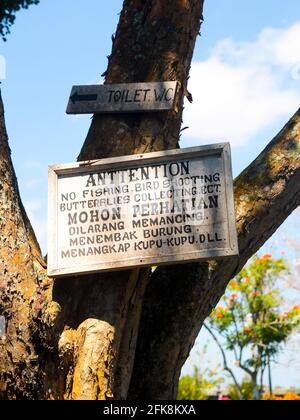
0 0 299 389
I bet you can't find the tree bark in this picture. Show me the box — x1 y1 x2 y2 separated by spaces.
1 0 299 401
0 90 46 399
51 0 204 401
129 108 300 399
0 0 205 400
268 355 273 400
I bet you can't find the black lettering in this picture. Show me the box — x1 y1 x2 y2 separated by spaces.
114 90 122 102
129 169 137 182
209 195 219 209
216 233 223 242
68 212 77 226
154 88 166 102
90 210 99 223
165 88 174 101
79 212 88 223
121 89 126 103
61 250 70 259
180 161 190 176
134 89 142 102
108 90 114 102
199 234 206 243
86 174 96 188
141 166 150 180
125 90 132 103
143 89 151 101
169 163 180 176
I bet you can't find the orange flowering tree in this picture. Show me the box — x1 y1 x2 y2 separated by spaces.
265 391 300 401
205 255 300 400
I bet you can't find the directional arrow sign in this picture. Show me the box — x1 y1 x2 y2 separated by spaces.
70 92 98 104
66 81 178 115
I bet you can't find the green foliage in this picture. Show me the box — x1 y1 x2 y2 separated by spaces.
208 254 300 398
227 379 256 401
178 346 224 400
178 366 223 400
178 372 209 400
0 0 40 40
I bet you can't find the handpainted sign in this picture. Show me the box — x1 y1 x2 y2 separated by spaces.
66 82 178 114
48 144 238 278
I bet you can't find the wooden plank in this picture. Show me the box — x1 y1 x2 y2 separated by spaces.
47 144 239 278
66 82 178 114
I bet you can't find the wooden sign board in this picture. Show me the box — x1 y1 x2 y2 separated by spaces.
48 144 238 278
66 82 178 114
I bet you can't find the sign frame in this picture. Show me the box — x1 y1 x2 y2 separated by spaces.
66 81 178 115
48 144 238 278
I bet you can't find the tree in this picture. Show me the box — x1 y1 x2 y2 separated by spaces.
227 379 256 401
178 368 222 401
205 255 300 400
177 346 223 400
0 0 39 40
265 391 300 400
0 0 300 400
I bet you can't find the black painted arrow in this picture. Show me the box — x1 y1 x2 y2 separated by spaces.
70 91 98 105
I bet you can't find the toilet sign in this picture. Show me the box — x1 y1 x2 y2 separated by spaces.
66 81 178 114
48 144 238 278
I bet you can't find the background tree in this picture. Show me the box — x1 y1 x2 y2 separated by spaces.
177 346 223 400
264 390 300 400
205 255 300 400
227 378 256 401
0 0 300 400
0 0 39 40
177 368 222 401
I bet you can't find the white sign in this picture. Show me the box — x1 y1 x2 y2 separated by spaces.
48 145 238 278
66 82 178 114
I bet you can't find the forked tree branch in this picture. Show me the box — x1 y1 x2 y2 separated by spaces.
129 108 300 399
203 324 243 400
1 0 299 401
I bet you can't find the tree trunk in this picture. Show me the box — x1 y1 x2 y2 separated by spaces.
0 0 205 400
251 373 260 401
0 90 46 399
1 0 299 401
268 356 273 400
128 108 300 399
